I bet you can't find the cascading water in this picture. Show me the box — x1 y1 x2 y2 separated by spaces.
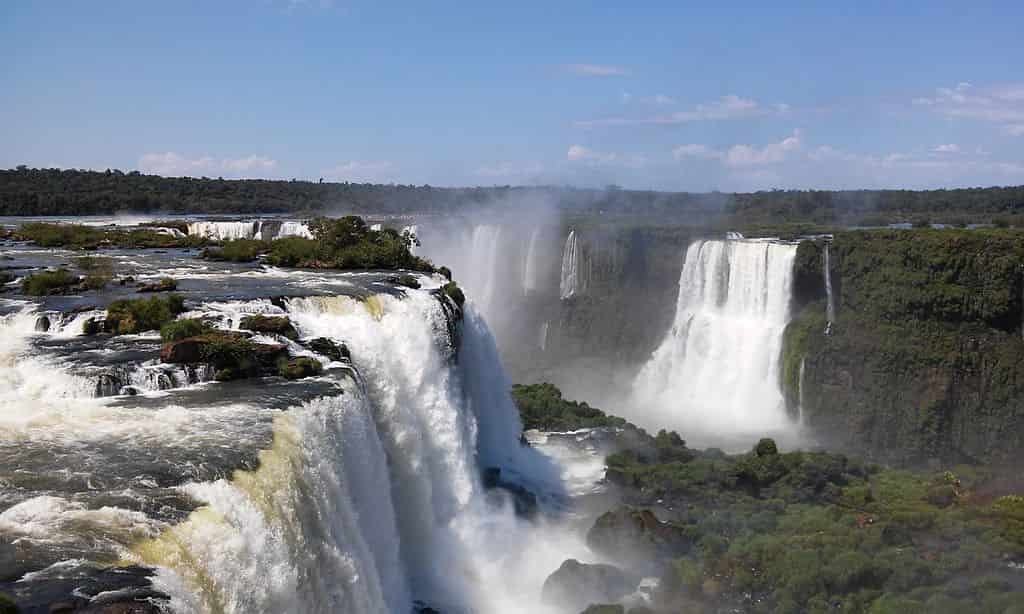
629 238 798 445
559 230 580 300
522 227 542 294
275 221 313 239
187 222 259 241
464 224 503 313
130 290 584 614
824 241 835 334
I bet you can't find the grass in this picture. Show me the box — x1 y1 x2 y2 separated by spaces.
106 295 186 334
20 269 79 295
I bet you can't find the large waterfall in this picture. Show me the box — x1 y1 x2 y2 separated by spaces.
522 227 542 294
559 230 580 300
824 241 835 331
629 238 798 445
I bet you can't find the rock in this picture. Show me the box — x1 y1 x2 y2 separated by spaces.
34 316 50 332
541 559 639 613
580 607 625 614
386 274 421 289
305 337 350 362
239 315 298 340
278 357 323 380
481 467 539 519
160 333 287 381
82 318 103 336
160 338 206 363
586 507 692 570
136 277 177 293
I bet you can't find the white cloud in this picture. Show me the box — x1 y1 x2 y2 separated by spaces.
672 144 722 161
577 95 780 127
1005 124 1024 136
563 63 630 77
566 145 646 168
322 160 395 183
914 82 1024 128
931 144 961 153
645 94 676 105
138 152 277 177
724 131 801 167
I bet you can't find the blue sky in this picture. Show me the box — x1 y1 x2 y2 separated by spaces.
2 1 1023 191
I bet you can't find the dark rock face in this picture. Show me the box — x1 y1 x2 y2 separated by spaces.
0 564 167 614
586 507 691 570
160 333 288 381
305 337 350 362
481 467 539 519
541 559 639 613
785 230 1024 466
34 316 50 332
238 315 298 341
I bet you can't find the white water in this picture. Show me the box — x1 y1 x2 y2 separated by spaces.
133 290 590 613
559 230 580 300
275 221 313 239
187 221 258 241
464 225 503 313
824 241 835 331
522 226 542 294
630 238 798 446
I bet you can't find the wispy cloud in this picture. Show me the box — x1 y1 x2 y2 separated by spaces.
931 143 961 154
577 95 779 127
138 152 277 177
322 160 395 183
566 145 646 168
562 63 630 77
672 131 802 167
914 82 1024 133
476 161 545 178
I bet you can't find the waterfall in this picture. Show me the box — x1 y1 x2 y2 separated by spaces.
824 241 835 334
186 221 259 241
539 321 549 352
275 221 313 239
559 230 580 300
797 357 806 425
630 238 798 444
522 227 542 294
134 291 566 613
464 224 503 313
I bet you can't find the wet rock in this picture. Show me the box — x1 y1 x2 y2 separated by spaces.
305 337 350 362
135 277 177 293
82 318 103 336
34 316 51 332
481 467 539 519
239 315 298 340
541 559 639 613
160 332 288 382
580 606 625 614
586 507 692 569
386 274 421 289
0 564 167 614
278 357 323 380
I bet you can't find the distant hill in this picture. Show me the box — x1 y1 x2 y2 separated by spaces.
2 166 1023 228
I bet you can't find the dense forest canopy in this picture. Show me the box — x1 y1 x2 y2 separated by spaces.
2 166 1024 227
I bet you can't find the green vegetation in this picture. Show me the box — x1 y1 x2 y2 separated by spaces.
598 431 1024 613
201 239 267 262
14 222 203 250
137 277 177 292
0 593 18 614
105 295 186 335
440 281 465 308
160 318 214 342
74 255 115 290
20 268 80 295
511 382 627 431
785 230 1024 465
4 168 1024 229
264 216 433 271
239 315 299 340
277 356 323 380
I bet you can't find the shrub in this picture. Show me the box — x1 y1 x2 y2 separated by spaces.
441 281 466 308
201 239 267 262
239 315 299 340
277 356 323 380
106 294 186 334
511 382 627 431
160 318 214 342
20 269 80 295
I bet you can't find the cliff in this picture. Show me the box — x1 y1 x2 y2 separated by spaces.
784 229 1024 466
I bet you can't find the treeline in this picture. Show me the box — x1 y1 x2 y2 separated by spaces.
2 167 1024 225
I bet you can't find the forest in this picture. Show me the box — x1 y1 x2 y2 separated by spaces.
3 167 1024 227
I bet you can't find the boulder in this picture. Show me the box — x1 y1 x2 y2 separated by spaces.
278 357 323 380
586 507 692 569
305 337 350 362
239 315 298 340
136 277 177 293
541 559 639 613
34 316 50 332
